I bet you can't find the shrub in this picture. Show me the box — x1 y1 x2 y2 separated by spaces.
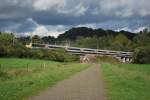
94 56 121 64
29 49 44 59
133 46 150 64
0 45 7 57
43 49 78 62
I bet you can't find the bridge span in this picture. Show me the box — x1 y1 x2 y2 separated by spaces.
26 43 133 63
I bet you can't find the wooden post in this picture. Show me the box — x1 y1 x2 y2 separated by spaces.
27 63 29 72
43 63 46 69
40 64 43 69
0 64 1 71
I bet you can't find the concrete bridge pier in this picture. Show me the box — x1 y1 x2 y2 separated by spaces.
120 57 132 63
122 57 126 63
80 55 90 63
127 58 132 62
80 54 96 63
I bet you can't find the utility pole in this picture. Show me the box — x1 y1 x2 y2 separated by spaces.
12 34 15 46
30 32 33 44
12 36 15 46
96 38 99 56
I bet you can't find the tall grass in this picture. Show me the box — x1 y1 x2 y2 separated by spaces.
0 58 89 100
101 63 150 100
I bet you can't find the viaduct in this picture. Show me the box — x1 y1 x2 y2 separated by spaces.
26 43 133 63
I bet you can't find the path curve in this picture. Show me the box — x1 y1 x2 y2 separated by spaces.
29 64 106 100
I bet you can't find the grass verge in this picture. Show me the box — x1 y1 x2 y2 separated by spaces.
0 58 89 100
101 63 150 100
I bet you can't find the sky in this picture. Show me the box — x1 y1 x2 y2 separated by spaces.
0 0 150 37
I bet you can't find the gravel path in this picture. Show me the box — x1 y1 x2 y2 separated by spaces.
29 64 106 100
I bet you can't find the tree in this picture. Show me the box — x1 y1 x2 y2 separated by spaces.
133 28 150 47
0 33 14 45
98 35 113 49
133 46 150 64
75 36 98 48
32 35 42 43
42 36 56 44
111 34 132 51
18 36 31 45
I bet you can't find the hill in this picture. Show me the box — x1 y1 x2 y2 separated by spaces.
57 27 136 40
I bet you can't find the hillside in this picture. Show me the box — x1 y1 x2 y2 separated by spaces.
57 27 136 40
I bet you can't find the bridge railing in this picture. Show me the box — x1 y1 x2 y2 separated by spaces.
29 43 133 57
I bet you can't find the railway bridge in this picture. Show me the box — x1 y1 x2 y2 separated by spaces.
26 43 133 63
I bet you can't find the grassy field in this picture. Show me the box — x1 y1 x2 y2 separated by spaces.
101 63 150 100
0 58 89 100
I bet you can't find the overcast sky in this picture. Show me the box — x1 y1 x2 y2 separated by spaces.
0 0 150 37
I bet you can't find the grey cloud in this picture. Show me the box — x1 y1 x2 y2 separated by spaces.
100 0 150 17
0 0 149 36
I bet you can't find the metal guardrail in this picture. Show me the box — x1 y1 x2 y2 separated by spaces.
29 43 133 58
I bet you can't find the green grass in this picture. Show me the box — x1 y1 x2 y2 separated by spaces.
0 58 89 100
101 63 150 100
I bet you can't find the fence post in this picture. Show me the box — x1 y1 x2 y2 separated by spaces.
43 63 46 69
27 63 29 72
0 64 1 71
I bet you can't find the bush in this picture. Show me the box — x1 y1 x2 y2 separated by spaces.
0 33 78 62
0 45 7 57
0 44 78 62
29 49 44 59
133 46 150 64
43 49 78 62
94 56 121 64
2 45 14 57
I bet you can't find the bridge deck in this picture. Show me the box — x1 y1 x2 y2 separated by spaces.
27 43 133 58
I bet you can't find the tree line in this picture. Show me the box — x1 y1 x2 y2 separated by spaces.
0 33 78 62
0 27 150 63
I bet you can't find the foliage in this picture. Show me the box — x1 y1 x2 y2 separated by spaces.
32 35 42 43
133 46 150 64
0 33 14 45
57 27 136 40
0 33 77 62
17 36 31 45
75 34 133 51
75 36 98 48
41 36 56 44
0 27 150 64
111 34 133 51
0 45 7 57
94 56 121 64
42 49 78 62
133 28 150 47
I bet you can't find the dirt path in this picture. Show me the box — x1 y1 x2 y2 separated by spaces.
29 64 106 100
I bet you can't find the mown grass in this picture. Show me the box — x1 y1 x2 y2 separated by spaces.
101 63 150 100
0 58 89 100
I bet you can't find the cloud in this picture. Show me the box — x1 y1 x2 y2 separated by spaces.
0 0 149 37
58 3 88 16
17 25 68 37
12 18 69 37
29 25 68 37
33 0 65 11
133 26 149 33
100 0 150 17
